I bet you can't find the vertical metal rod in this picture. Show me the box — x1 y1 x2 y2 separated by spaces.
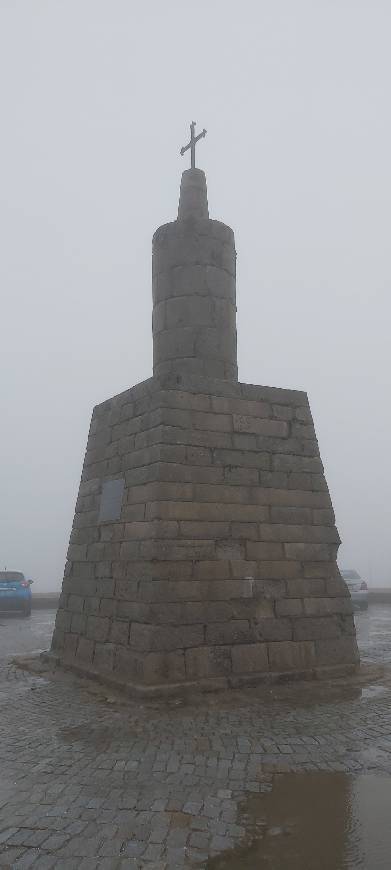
190 121 195 169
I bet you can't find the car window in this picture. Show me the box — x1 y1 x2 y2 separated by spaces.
340 570 361 580
0 571 25 581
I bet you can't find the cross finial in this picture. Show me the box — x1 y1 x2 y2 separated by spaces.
180 121 207 169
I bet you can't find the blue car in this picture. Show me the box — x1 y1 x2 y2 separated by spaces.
0 571 33 617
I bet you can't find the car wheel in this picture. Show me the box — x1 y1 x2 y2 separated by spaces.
22 604 32 617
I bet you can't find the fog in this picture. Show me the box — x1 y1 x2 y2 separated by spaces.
1 1 390 590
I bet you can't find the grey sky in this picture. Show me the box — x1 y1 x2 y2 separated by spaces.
1 0 390 589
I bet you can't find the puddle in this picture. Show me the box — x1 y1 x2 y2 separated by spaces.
207 772 391 869
360 684 387 700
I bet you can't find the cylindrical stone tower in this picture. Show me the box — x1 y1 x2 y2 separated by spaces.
152 168 238 381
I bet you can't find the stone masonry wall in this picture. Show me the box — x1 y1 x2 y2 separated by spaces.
51 374 358 692
152 216 238 382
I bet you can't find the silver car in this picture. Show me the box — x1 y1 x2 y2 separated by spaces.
340 569 369 610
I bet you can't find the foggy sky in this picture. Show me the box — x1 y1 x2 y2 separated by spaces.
1 0 390 589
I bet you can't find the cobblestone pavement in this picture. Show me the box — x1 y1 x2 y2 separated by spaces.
0 606 391 868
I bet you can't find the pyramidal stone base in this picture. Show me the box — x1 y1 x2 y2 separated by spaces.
50 372 359 694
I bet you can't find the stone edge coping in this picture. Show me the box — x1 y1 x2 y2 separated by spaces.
92 375 309 418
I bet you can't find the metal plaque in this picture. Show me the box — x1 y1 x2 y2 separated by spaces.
98 477 125 523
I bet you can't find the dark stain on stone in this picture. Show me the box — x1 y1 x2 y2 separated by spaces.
59 723 113 749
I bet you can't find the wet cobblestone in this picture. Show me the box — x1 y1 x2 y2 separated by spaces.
0 607 391 867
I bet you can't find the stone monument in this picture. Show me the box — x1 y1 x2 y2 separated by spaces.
51 123 359 693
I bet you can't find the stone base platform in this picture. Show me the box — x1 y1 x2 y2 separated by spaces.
51 372 359 693
43 649 358 697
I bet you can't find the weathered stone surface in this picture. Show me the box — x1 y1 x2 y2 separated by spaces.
255 618 292 642
185 645 232 679
253 561 301 581
286 577 325 597
246 542 285 560
130 623 204 652
146 501 269 522
273 454 323 473
255 578 288 598
233 416 289 438
110 619 130 645
255 598 275 617
231 643 269 674
93 642 116 673
303 596 353 617
75 636 94 664
259 524 340 544
67 594 85 613
86 616 110 642
276 598 304 618
254 488 332 508
179 520 230 539
315 637 360 666
70 613 86 634
213 448 271 469
284 542 338 561
138 578 253 602
231 522 259 539
155 601 239 624
136 650 186 684
55 610 72 631
268 640 316 671
293 616 342 640
205 621 253 645
327 576 351 596
270 506 313 524
84 596 100 615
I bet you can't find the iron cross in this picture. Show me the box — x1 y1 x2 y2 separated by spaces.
180 121 207 169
